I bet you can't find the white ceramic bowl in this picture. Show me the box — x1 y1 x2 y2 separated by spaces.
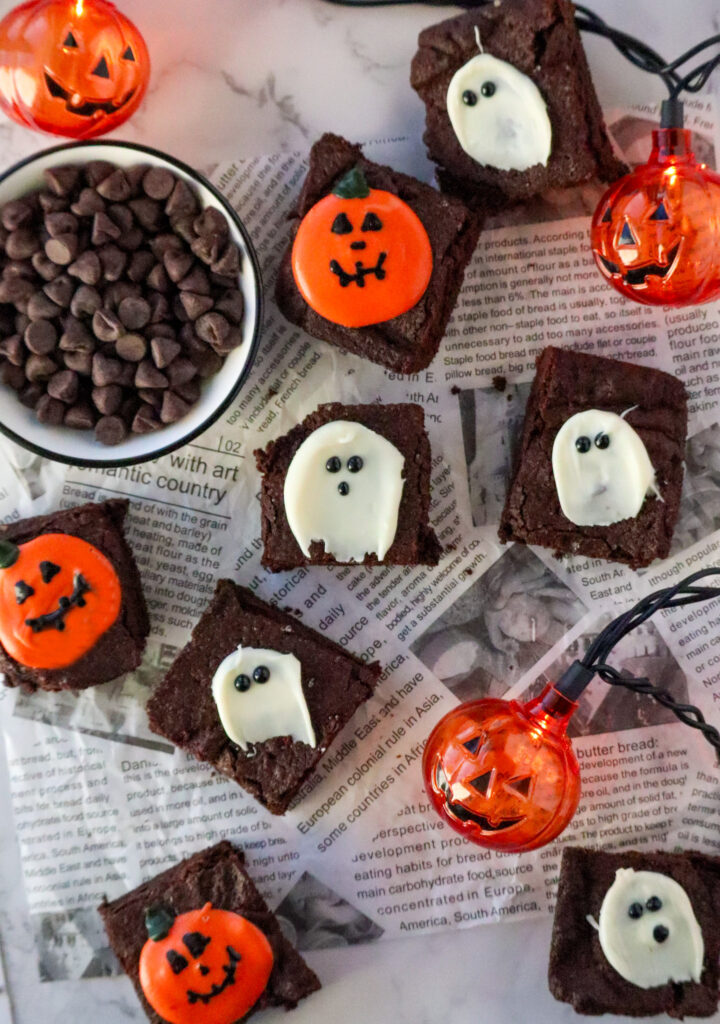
0 140 262 466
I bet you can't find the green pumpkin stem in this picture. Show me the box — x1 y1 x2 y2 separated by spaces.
332 165 370 200
144 905 176 941
0 540 19 569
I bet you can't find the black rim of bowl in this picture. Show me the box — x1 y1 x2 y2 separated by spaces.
0 138 264 468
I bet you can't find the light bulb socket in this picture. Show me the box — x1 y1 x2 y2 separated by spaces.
660 98 685 129
555 660 596 701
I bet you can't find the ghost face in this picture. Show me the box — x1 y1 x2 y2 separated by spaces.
212 646 315 751
598 869 704 988
283 420 405 562
446 53 552 173
552 410 659 527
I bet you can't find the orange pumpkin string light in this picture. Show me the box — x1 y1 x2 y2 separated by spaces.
423 568 720 854
0 0 150 138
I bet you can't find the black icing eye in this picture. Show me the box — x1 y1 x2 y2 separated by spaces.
234 674 251 692
183 932 211 958
601 206 612 223
347 456 363 473
63 31 78 47
14 581 34 605
361 212 382 232
462 89 477 106
646 896 662 912
628 902 644 919
326 456 342 473
575 436 591 453
653 925 670 943
40 560 61 583
253 665 270 683
92 56 110 79
649 201 669 222
338 482 350 496
619 222 636 246
481 81 496 97
331 213 352 235
122 45 135 61
594 433 610 450
463 736 482 754
166 950 188 974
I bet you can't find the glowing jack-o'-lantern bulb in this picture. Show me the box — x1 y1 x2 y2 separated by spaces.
591 128 720 307
422 685 580 853
0 0 149 138
139 903 274 1024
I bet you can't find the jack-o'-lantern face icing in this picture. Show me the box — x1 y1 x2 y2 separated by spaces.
446 52 552 172
139 903 274 1024
291 165 433 328
597 869 704 988
0 533 121 669
0 0 149 139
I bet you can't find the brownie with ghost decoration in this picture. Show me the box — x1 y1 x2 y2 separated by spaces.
255 401 442 571
275 132 481 374
99 841 321 1023
549 846 720 1018
410 0 627 208
146 580 381 814
0 498 149 692
498 346 687 568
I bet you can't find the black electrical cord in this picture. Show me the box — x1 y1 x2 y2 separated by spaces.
556 569 720 761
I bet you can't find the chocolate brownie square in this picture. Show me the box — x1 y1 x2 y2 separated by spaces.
255 401 442 571
410 0 627 207
147 580 380 814
99 841 321 1023
549 846 720 1018
275 132 481 374
499 346 687 568
0 499 149 692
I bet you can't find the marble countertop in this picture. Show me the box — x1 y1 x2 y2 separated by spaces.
0 1 719 1022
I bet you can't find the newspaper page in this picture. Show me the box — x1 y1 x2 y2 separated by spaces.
1 98 720 983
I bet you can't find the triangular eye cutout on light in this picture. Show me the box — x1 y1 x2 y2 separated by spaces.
601 207 612 223
63 31 78 47
462 736 482 755
649 201 669 221
506 775 532 798
469 771 493 796
619 222 636 246
92 56 110 78
122 46 135 61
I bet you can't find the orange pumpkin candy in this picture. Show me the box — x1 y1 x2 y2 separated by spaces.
0 533 121 669
0 0 149 138
291 165 433 328
139 903 274 1024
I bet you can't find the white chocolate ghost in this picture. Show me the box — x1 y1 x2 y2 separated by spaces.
598 868 704 988
283 420 405 562
552 410 660 527
446 53 552 172
212 646 316 751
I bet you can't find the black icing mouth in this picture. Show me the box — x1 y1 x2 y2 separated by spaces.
330 252 387 288
598 243 680 287
44 72 135 118
186 946 242 1006
24 572 90 633
435 763 524 832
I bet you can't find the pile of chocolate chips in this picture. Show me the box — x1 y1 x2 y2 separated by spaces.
0 161 245 445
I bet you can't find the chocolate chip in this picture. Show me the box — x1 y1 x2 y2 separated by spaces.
27 291 62 320
45 211 78 238
191 233 224 266
0 334 24 365
116 333 146 362
64 402 96 430
135 359 169 389
179 291 214 320
160 390 191 424
85 161 115 188
0 275 35 306
147 263 169 292
104 280 140 308
1 199 34 231
98 244 127 281
117 227 145 252
210 326 243 355
95 415 128 445
3 258 33 280
149 292 170 323
132 403 161 433
96 169 132 202
92 211 121 245
91 309 123 343
150 233 183 259
165 178 198 218
178 264 210 295
211 243 241 277
126 163 150 191
127 250 155 283
70 284 102 318
129 198 161 231
0 361 25 390
7 229 40 260
19 382 44 408
138 387 163 408
92 384 123 415
196 311 230 347
68 250 102 286
192 347 223 378
36 393 65 424
92 351 124 386
63 350 93 375
71 187 105 217
194 207 229 241
108 203 133 234
44 165 80 197
150 336 180 369
25 319 57 355
163 247 194 283
45 233 78 265
47 369 79 403
216 288 244 324
26 354 58 381
31 251 62 281
43 274 75 308
170 214 197 244
117 361 136 387
143 167 175 201
166 357 198 387
174 378 201 404
118 295 151 330
59 317 94 352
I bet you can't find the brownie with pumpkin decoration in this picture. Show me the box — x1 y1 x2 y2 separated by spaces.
275 132 481 374
0 498 149 692
99 841 321 1024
